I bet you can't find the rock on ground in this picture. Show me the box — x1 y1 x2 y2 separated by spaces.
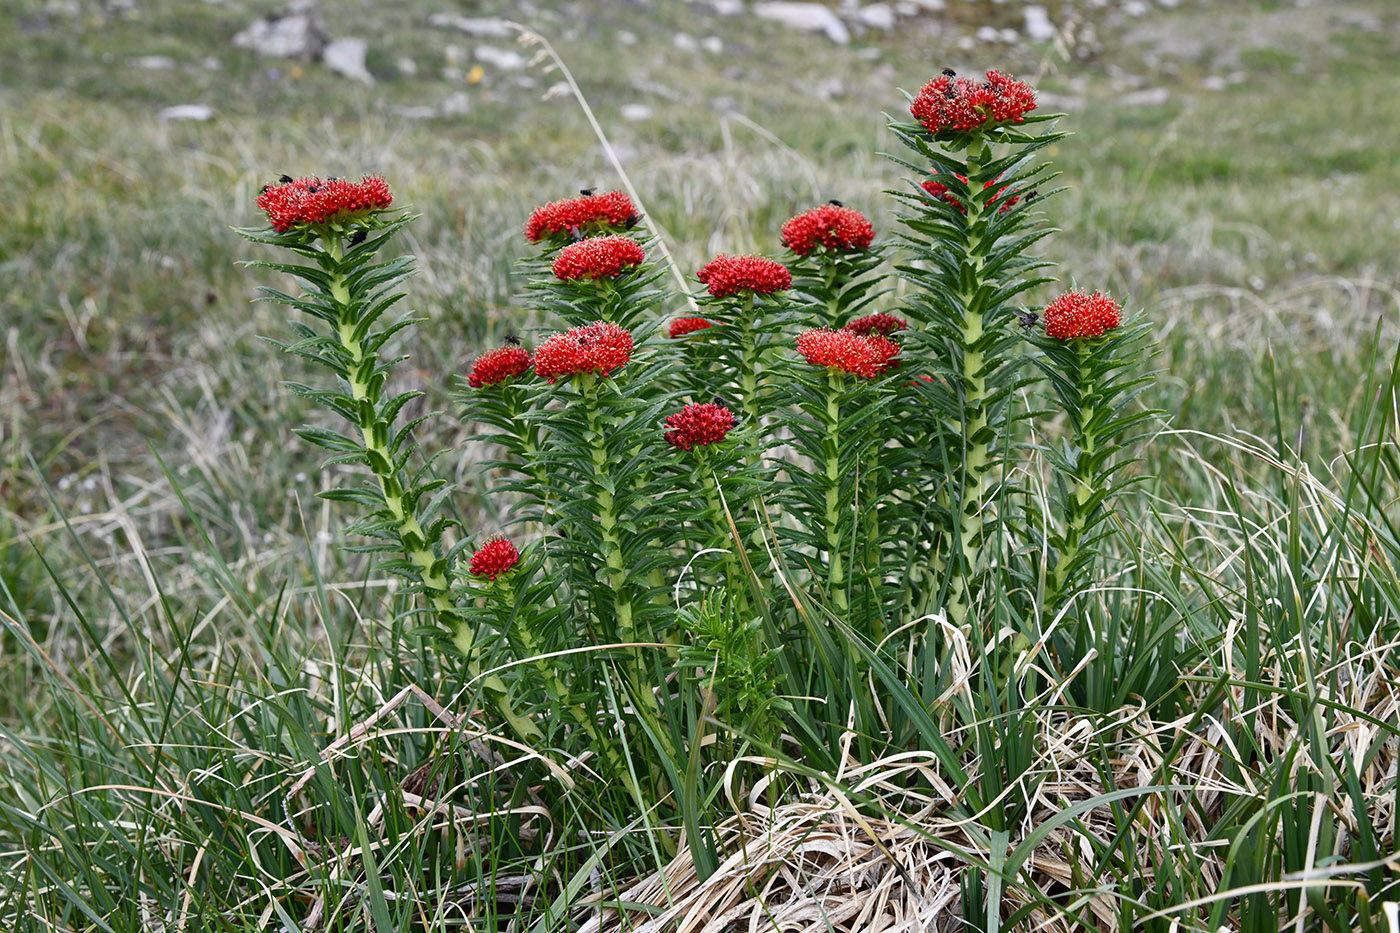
753 2 852 44
231 0 326 59
158 104 214 121
322 37 371 84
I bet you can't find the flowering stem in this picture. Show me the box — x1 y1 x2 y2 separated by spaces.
319 234 538 740
324 237 453 616
738 294 761 428
580 375 635 646
948 143 995 629
1049 340 1098 600
823 372 849 613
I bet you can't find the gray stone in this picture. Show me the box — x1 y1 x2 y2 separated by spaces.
426 14 513 38
673 32 699 52
1023 5 1056 42
753 2 851 44
856 3 895 30
474 45 525 70
132 55 176 70
232 1 326 60
813 76 845 100
710 0 744 13
322 37 371 83
621 103 653 122
975 25 999 42
1117 87 1169 106
701 35 724 53
158 104 214 121
440 91 471 116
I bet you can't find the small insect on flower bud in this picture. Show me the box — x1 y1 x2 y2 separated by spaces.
942 68 956 77
828 199 844 207
278 174 294 183
579 187 596 196
503 334 522 346
1014 309 1040 330
624 212 643 230
1025 190 1040 202
349 230 367 246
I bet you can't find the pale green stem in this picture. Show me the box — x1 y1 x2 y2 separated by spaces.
324 235 538 739
824 372 849 614
1048 341 1098 600
948 145 994 630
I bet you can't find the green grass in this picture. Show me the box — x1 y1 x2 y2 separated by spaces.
2 0 1399 929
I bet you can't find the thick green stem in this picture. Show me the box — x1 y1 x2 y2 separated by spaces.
1048 341 1098 601
738 294 761 428
323 235 537 739
824 372 849 614
582 377 635 645
947 145 994 629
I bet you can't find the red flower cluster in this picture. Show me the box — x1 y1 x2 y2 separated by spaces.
668 317 715 338
257 175 393 233
696 254 792 299
469 535 519 580
468 345 532 388
780 204 875 256
1043 291 1122 340
664 402 737 451
525 190 636 243
533 320 634 382
910 69 1037 136
843 313 907 337
796 329 901 378
921 170 1021 215
552 235 646 281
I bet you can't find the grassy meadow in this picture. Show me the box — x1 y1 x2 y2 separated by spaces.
2 0 1400 929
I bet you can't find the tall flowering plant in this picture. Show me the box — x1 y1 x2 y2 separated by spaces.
238 176 538 740
241 67 1160 906
888 70 1062 630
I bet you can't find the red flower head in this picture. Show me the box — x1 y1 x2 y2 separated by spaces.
780 204 876 256
256 175 393 233
843 313 908 337
668 317 715 338
552 235 646 281
796 328 901 378
469 535 519 581
468 345 533 388
696 254 792 299
525 190 636 244
1043 291 1123 340
910 69 1036 136
664 402 737 452
533 320 634 382
922 169 1021 215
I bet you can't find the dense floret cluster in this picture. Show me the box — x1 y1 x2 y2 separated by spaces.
697 254 792 299
552 235 646 281
910 69 1036 135
668 317 715 338
664 403 737 451
533 321 634 382
525 190 636 243
257 175 393 233
843 314 908 337
780 204 876 256
467 346 533 388
1043 291 1123 340
469 536 520 580
796 329 901 378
